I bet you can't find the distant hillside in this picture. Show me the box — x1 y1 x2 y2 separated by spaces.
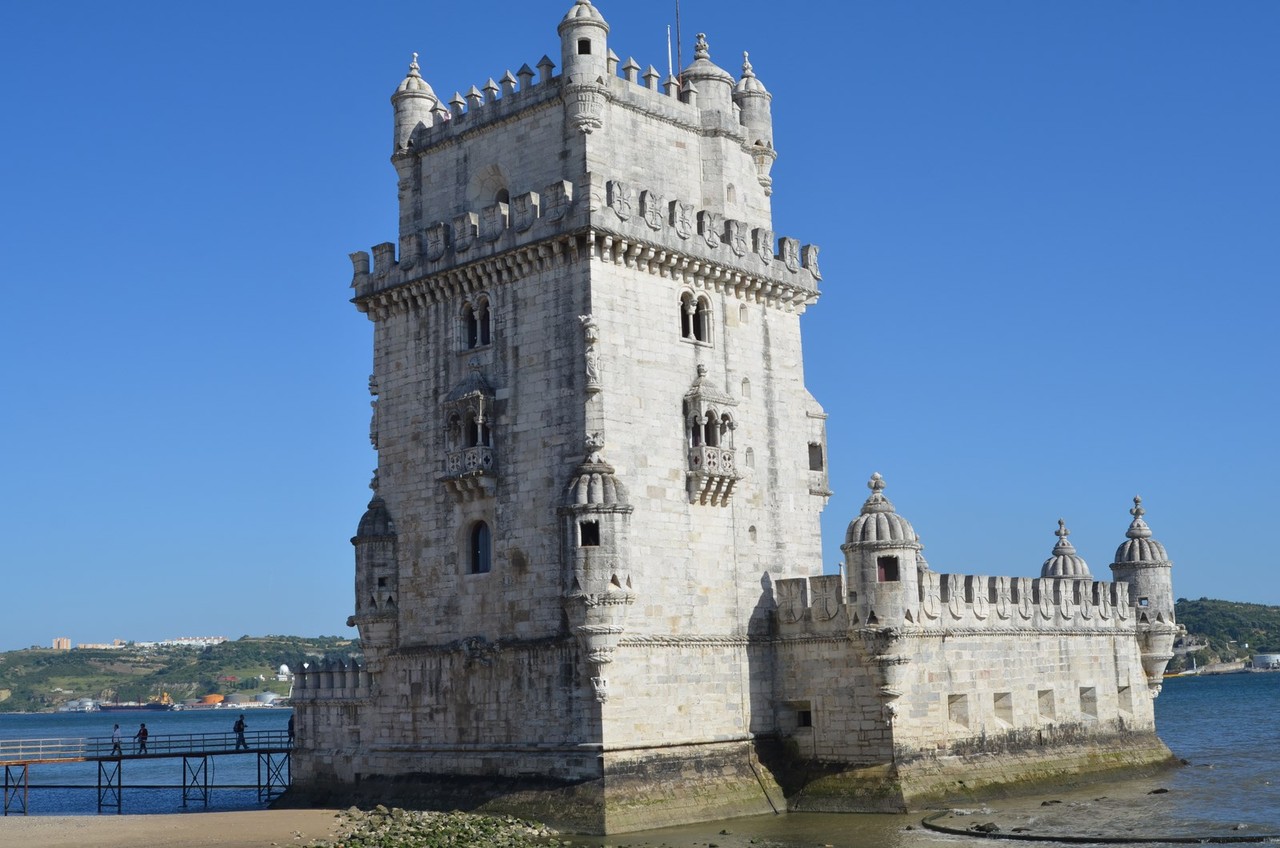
1169 598 1280 672
0 635 360 713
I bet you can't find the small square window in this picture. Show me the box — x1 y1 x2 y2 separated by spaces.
377 577 387 588
877 556 900 582
579 520 600 547
796 709 812 728
1138 597 1150 607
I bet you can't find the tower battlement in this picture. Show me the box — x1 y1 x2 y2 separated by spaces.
776 571 1136 636
349 169 821 316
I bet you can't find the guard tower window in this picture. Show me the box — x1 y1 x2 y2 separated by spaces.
468 521 492 574
1138 596 1150 607
578 39 592 55
808 443 824 471
463 296 492 349
877 555 900 583
495 189 510 204
679 292 711 343
579 520 600 547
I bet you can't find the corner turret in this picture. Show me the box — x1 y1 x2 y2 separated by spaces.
391 53 439 152
732 52 776 196
681 34 735 114
1110 496 1178 696
558 0 610 83
842 473 924 626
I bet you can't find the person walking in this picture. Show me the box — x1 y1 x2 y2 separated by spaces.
110 723 122 756
134 722 148 754
234 714 248 750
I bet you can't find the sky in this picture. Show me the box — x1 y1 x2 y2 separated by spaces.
1 1 1276 653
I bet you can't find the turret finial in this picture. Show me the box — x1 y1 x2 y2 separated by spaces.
742 51 754 77
868 473 885 494
1126 495 1153 539
1055 518 1069 541
694 33 710 61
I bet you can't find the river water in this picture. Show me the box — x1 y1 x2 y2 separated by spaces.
2 674 1277 845
0 707 292 815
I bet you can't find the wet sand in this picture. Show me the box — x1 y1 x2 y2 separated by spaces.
0 808 343 848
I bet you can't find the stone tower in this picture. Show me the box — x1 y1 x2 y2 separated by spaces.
293 0 828 834
292 1 1179 832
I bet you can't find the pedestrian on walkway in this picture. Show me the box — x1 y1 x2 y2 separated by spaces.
110 723 122 756
234 714 248 750
134 723 148 754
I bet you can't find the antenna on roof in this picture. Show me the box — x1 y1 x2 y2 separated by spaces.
667 25 673 78
675 0 684 81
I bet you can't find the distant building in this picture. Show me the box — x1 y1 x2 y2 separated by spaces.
1252 653 1280 670
51 637 70 651
292 1 1181 834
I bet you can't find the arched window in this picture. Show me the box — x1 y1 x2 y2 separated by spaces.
463 296 492 349
469 522 492 574
495 188 510 205
703 412 719 447
446 414 462 450
694 296 711 343
679 292 712 343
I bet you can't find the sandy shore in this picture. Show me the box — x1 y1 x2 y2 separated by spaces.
0 809 343 848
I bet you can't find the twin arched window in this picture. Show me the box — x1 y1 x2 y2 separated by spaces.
679 292 711 343
462 296 492 349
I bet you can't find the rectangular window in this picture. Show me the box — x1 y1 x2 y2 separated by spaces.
1038 689 1056 722
1138 597 1150 607
797 709 812 728
993 692 1013 727
1079 687 1098 721
579 520 600 547
948 694 969 730
877 556 900 582
808 443 824 471
1117 685 1133 719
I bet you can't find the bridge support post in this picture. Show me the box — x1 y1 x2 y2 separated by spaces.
4 763 29 816
257 751 290 803
97 759 122 814
182 755 210 808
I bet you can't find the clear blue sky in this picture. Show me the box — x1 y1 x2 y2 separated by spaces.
1 2 1276 652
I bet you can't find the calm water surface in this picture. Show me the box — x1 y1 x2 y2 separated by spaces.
0 708 291 815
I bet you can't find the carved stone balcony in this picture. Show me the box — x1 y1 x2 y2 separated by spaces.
687 446 737 506
442 446 496 501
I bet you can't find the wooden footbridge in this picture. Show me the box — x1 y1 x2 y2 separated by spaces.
0 729 291 815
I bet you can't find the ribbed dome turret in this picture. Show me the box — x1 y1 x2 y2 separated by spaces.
563 439 630 509
1112 496 1171 564
734 51 769 95
355 496 396 539
844 474 921 547
391 53 438 151
393 53 437 100
682 33 734 87
1041 519 1091 578
559 0 608 30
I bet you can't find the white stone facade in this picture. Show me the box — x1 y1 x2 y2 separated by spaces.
291 1 1178 834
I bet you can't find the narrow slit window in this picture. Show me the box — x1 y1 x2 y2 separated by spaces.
808 443 824 471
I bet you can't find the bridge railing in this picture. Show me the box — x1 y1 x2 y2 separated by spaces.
0 729 291 764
